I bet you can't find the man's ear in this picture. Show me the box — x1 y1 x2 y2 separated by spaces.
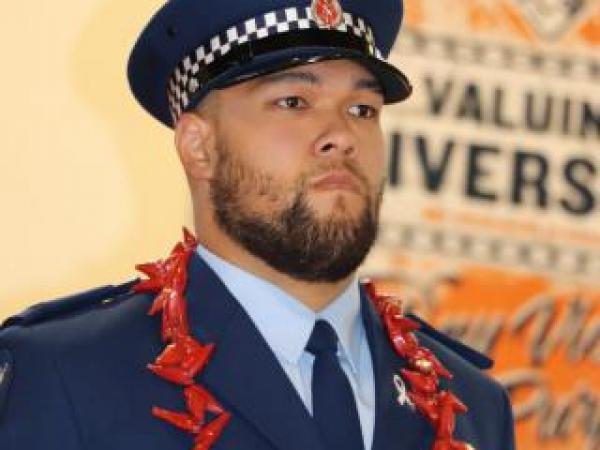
175 112 217 181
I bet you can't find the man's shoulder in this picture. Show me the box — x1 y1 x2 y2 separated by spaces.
0 280 163 420
409 314 508 406
411 315 515 447
404 314 513 438
409 313 493 371
0 280 155 350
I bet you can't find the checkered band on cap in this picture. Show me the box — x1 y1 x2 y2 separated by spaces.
167 6 383 122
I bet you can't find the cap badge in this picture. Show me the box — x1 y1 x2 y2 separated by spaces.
311 0 344 29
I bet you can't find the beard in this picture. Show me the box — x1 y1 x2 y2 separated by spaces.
210 146 383 283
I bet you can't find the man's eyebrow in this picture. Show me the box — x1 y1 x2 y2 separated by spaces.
355 78 384 95
256 70 383 95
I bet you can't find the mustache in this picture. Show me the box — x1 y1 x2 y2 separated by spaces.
303 160 371 191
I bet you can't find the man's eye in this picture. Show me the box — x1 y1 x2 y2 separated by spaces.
276 97 308 109
348 104 378 118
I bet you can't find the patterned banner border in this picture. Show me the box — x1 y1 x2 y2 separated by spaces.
378 222 600 278
397 28 600 83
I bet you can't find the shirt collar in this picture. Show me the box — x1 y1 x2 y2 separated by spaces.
196 244 363 374
318 280 362 375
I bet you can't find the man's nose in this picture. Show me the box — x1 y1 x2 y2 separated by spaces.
312 113 357 159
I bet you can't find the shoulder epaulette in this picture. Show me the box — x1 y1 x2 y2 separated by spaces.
1 279 139 330
407 313 494 370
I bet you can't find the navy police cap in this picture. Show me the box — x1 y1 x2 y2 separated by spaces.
128 0 412 128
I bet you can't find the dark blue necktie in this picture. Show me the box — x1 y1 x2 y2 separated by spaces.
306 320 365 450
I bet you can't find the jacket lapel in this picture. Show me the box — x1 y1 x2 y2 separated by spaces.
184 253 325 450
361 287 434 450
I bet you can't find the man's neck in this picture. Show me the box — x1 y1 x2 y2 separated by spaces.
197 230 354 312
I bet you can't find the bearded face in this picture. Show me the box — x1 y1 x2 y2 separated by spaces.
197 60 386 282
210 144 384 283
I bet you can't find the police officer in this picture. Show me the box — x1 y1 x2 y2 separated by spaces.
0 1 516 449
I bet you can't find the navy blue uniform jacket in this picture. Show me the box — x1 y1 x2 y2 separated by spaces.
0 253 515 449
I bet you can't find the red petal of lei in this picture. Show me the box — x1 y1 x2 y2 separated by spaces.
162 288 190 340
408 392 440 422
148 364 195 386
155 341 185 366
386 323 420 358
433 440 470 450
193 413 232 450
136 261 167 280
410 347 453 379
436 392 467 437
183 229 197 247
134 261 167 294
185 385 225 422
154 336 215 372
401 369 439 394
152 407 200 434
181 341 215 375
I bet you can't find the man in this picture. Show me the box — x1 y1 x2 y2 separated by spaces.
0 0 515 449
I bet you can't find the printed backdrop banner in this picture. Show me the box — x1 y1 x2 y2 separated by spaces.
362 1 600 449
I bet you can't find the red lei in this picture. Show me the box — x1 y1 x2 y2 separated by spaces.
134 229 230 450
364 283 473 450
134 230 471 450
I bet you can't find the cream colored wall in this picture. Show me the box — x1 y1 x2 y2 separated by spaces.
0 1 192 320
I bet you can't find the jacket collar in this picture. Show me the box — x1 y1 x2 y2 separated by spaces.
360 284 434 450
184 252 326 450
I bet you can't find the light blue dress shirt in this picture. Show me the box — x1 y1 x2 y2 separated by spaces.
197 245 376 449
